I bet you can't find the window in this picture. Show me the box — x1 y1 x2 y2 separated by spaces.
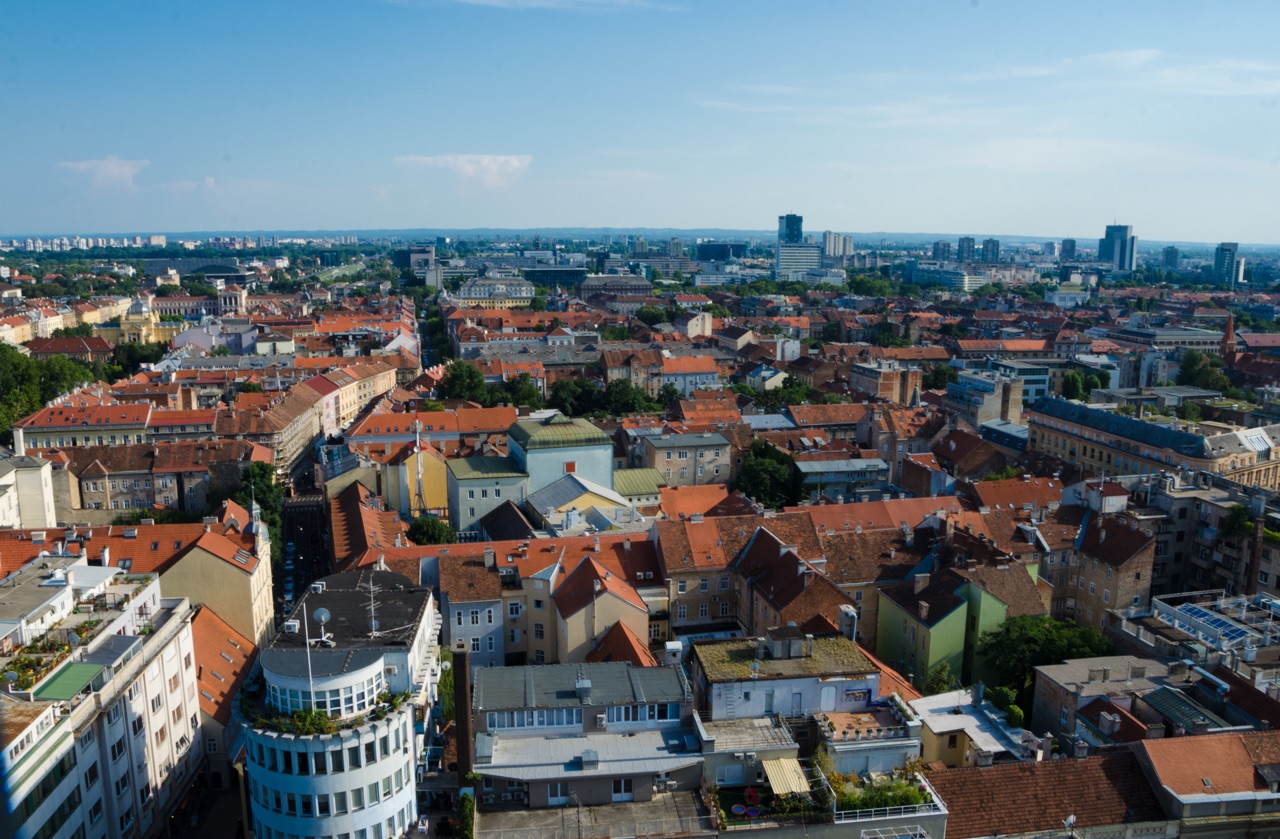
366 741 377 763
534 623 544 640
947 733 958 749
85 761 100 789
699 578 708 593
470 610 480 625
677 580 687 594
468 490 475 499
471 637 480 652
349 744 362 769
677 604 687 620
699 603 709 618
534 599 544 609
119 809 134 832
107 702 123 725
486 608 494 624
534 649 545 664
720 575 729 591
508 601 521 618
114 775 130 797
132 717 145 737
111 737 127 762
332 747 345 773
487 635 495 651
456 612 463 626
720 601 731 617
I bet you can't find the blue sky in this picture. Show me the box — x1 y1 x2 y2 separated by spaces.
5 0 1280 242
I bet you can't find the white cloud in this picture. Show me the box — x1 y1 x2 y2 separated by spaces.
393 153 533 186
58 156 150 189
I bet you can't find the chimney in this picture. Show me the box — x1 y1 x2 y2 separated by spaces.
452 640 474 778
484 546 495 568
1074 740 1089 758
919 600 930 621
756 637 767 660
913 573 930 595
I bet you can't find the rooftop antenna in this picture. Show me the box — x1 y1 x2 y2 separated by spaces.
305 606 331 710
367 573 383 637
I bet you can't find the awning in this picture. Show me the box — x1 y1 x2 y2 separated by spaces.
33 662 104 701
761 757 809 797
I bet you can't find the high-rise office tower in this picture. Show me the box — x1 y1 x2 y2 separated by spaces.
778 214 803 244
1042 241 1059 259
981 238 1001 263
1098 224 1136 271
1162 246 1179 269
1061 239 1077 261
932 240 952 261
957 237 976 262
1215 242 1243 286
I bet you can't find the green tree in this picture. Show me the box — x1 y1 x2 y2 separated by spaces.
604 379 655 415
439 360 487 403
209 345 232 357
239 382 265 394
656 383 683 409
1177 401 1202 421
408 516 457 546
528 295 548 312
733 440 798 509
977 615 1113 691
1177 349 1231 392
922 364 958 390
497 373 543 409
1060 371 1084 400
703 303 730 318
51 323 95 338
1083 374 1102 394
1223 503 1254 538
924 662 959 695
635 305 667 326
548 377 603 417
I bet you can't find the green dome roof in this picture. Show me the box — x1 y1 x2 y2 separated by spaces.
509 413 611 450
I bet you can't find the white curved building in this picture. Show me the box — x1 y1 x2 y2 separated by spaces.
238 569 439 839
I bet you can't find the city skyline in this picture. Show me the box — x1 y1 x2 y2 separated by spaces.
5 1 1280 241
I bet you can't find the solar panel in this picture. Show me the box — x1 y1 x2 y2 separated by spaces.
1176 603 1251 641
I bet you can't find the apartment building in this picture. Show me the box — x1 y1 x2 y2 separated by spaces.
0 559 203 839
41 440 272 523
636 432 731 487
471 662 700 808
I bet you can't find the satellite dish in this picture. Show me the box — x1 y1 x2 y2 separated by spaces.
4 671 17 687
313 608 331 626
67 632 80 646
440 660 452 671
369 619 380 632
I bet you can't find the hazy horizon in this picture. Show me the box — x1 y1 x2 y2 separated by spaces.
6 1 1280 242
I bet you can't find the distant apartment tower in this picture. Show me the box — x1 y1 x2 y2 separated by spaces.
1042 241 1059 259
778 214 804 244
932 240 952 261
823 230 847 258
843 234 857 255
1061 239 1077 261
667 237 683 258
981 238 1001 263
1162 246 1180 269
1098 224 1136 271
1215 242 1244 286
957 237 976 262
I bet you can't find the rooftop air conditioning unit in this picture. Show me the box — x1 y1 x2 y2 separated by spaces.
283 620 300 633
385 665 399 676
596 714 608 729
311 582 326 594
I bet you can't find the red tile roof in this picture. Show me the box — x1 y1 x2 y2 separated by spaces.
928 752 1164 839
585 620 659 667
191 606 257 725
553 556 647 618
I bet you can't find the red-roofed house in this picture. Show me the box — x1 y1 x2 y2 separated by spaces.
553 556 650 662
662 354 722 396
191 605 258 787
